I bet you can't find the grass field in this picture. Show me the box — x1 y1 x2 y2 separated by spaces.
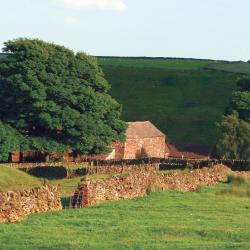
206 62 250 75
0 183 250 249
101 65 237 145
97 57 250 145
98 57 215 70
0 166 41 192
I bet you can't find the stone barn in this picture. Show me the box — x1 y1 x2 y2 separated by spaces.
112 121 167 160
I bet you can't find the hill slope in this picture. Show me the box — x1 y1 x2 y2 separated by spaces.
205 61 250 75
0 55 247 146
98 58 239 145
97 57 215 70
0 166 41 192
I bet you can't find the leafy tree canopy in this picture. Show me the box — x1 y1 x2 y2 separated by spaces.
217 77 250 159
217 113 250 160
0 122 22 161
228 77 250 122
0 38 127 157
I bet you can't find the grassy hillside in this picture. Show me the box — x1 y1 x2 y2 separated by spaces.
0 55 247 145
98 57 215 70
0 184 250 249
0 166 41 192
206 62 250 75
100 63 238 145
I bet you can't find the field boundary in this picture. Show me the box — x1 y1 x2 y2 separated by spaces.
3 158 250 172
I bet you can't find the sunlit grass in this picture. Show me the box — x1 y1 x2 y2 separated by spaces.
0 184 250 249
0 166 42 192
98 57 213 70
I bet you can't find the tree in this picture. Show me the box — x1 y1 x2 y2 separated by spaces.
0 38 127 159
0 122 23 161
217 114 250 159
229 77 250 122
217 77 250 159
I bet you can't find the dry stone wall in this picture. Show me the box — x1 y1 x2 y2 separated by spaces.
0 185 62 223
86 163 159 175
86 168 157 205
156 165 232 191
85 165 248 206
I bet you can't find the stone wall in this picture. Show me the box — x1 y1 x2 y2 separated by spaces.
86 167 157 206
84 165 248 206
86 163 159 175
113 141 125 159
124 136 165 159
0 185 62 223
156 165 232 192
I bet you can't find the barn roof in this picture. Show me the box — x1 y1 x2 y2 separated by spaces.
126 121 165 139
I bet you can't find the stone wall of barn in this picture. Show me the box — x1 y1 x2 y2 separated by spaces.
114 141 125 159
124 136 165 159
0 185 62 223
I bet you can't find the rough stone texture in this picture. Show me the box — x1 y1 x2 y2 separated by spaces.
124 137 166 159
157 165 233 192
121 121 166 159
86 163 159 175
113 141 125 159
85 165 249 206
86 168 157 206
0 185 62 223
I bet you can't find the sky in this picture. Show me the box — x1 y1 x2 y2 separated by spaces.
1 0 250 61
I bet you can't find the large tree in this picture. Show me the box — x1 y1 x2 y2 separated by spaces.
0 38 127 160
217 77 250 159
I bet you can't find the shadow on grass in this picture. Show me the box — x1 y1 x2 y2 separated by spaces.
27 166 68 180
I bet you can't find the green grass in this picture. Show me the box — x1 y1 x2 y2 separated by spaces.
218 176 250 198
0 166 41 192
206 62 250 75
1 184 250 249
103 65 237 145
98 57 214 70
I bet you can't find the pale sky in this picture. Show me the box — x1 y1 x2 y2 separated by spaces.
1 0 250 61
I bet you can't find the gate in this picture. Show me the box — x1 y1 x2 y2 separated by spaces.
61 184 88 209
